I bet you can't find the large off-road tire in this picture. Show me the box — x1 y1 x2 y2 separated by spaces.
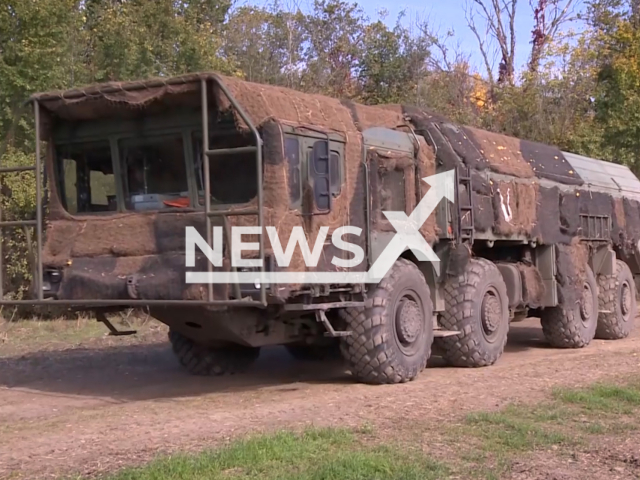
596 260 637 340
339 258 434 385
540 265 598 348
169 330 260 375
435 258 509 367
285 342 341 361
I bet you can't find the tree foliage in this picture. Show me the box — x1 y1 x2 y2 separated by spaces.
595 8 640 171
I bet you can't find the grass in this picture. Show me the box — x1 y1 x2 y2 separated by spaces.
0 312 164 358
553 382 640 413
448 379 640 478
464 408 570 452
453 404 573 478
100 428 448 480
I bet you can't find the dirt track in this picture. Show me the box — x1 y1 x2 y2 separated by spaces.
1 317 640 479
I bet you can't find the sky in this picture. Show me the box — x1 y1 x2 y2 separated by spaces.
360 0 538 71
243 0 587 76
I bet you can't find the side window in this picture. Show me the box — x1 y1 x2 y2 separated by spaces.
57 142 117 214
380 169 406 212
310 141 330 211
285 136 301 206
329 152 341 194
192 133 258 205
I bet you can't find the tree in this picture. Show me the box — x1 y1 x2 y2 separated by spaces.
301 0 367 97
357 15 431 104
84 0 235 82
0 0 84 148
596 17 640 171
223 3 306 87
528 0 576 76
466 0 518 86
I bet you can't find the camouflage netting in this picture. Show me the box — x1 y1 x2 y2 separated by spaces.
400 103 640 254
220 77 370 284
398 101 640 312
338 101 437 240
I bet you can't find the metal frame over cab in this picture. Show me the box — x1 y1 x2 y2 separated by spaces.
1 76 269 307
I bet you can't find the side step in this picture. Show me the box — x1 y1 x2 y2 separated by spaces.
96 311 137 336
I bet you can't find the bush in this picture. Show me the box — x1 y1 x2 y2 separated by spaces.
0 146 37 301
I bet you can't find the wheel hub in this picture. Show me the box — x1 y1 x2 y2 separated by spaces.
396 298 422 344
621 283 632 317
481 293 502 334
580 283 594 321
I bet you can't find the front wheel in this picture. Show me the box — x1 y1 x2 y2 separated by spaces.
340 258 434 384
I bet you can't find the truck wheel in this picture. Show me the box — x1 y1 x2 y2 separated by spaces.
168 330 260 375
435 258 509 367
596 260 637 340
540 265 598 348
339 258 434 385
285 342 341 361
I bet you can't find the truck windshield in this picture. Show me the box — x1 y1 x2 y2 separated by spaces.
120 135 189 211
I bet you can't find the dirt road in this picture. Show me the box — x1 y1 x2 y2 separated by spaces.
1 317 640 479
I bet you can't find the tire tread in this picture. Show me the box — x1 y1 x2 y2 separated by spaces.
339 258 432 384
436 258 509 367
596 260 636 340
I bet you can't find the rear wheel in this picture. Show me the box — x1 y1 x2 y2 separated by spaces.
540 265 598 348
596 260 637 340
169 330 260 375
339 258 434 384
435 258 509 367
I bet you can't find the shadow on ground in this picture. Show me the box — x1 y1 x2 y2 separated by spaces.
0 319 549 402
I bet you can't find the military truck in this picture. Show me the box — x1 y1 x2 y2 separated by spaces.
4 72 639 384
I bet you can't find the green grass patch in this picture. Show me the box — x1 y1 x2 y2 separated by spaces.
553 382 640 414
449 404 573 479
453 380 640 479
460 381 640 458
464 409 570 453
102 427 448 480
